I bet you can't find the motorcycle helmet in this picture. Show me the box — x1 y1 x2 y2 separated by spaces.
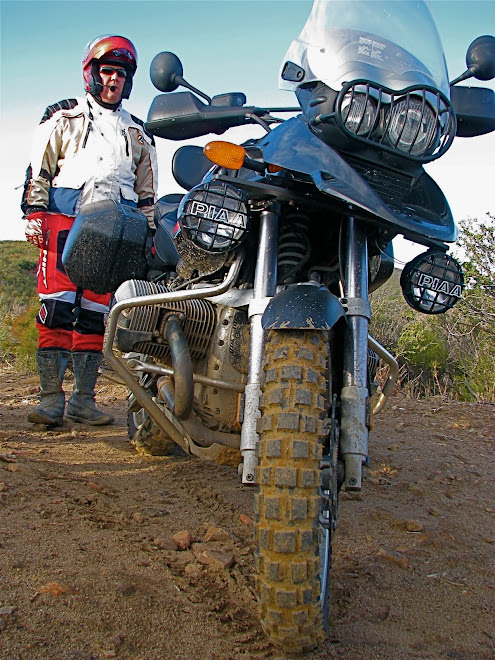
82 35 138 101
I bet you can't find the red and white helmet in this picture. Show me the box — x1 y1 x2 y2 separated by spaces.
82 35 138 100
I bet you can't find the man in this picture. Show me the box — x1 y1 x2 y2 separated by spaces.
22 34 158 427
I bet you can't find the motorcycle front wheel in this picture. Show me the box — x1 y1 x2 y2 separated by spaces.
255 329 330 653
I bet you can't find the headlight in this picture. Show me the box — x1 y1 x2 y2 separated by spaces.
386 96 438 156
341 92 376 136
334 81 455 162
178 180 249 253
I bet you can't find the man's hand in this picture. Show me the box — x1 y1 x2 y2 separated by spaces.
25 211 46 249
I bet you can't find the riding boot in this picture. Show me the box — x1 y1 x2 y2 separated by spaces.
27 349 70 426
66 351 114 425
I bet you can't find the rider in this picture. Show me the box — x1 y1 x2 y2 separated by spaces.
22 34 158 427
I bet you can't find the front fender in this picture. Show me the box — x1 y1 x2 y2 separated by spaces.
262 284 346 330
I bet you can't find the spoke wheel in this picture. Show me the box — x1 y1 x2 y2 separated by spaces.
255 329 330 653
127 381 182 457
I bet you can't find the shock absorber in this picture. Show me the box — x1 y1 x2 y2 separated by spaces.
277 213 311 283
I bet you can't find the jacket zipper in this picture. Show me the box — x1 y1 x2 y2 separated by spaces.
82 121 92 148
122 129 129 156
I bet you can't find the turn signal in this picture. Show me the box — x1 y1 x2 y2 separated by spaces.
204 141 246 170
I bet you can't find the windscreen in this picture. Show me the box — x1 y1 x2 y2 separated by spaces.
280 0 450 96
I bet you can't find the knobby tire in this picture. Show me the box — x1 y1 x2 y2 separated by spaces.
255 329 329 653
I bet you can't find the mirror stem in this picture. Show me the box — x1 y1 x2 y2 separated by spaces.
175 74 212 104
449 67 475 87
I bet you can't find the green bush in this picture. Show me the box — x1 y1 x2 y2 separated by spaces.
0 241 39 371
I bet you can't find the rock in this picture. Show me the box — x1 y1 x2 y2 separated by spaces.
239 514 252 526
406 520 424 532
428 507 441 517
377 548 410 569
173 530 193 551
184 562 203 578
115 581 136 597
203 525 231 543
39 581 70 596
406 484 425 497
340 492 362 501
0 606 15 615
194 547 235 570
0 482 7 492
5 463 18 473
153 534 177 550
387 444 400 451
132 511 146 524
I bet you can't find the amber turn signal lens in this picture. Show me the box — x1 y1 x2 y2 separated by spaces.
204 141 246 170
267 163 284 173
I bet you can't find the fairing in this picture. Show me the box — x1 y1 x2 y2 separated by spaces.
280 0 450 97
257 117 457 243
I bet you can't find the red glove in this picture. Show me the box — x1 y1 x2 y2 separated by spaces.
25 211 46 249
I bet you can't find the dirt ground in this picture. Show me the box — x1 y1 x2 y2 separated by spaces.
0 369 494 660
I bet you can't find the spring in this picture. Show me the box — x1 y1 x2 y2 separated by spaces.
278 213 311 283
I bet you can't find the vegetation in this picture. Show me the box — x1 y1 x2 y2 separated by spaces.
2 213 494 401
0 241 39 371
370 212 495 401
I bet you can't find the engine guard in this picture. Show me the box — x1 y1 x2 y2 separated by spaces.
262 284 346 330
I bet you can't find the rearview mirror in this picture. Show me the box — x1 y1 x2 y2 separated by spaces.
150 52 184 93
451 35 495 85
466 35 495 81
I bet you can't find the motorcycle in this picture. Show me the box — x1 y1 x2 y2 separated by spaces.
62 0 495 653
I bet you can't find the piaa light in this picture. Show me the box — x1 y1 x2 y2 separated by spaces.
400 250 464 314
178 180 249 253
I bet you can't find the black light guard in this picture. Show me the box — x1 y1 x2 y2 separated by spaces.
334 80 456 163
400 250 464 314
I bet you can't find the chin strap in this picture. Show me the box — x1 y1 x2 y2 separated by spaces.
89 92 122 111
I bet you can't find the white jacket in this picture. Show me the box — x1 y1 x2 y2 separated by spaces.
22 94 158 226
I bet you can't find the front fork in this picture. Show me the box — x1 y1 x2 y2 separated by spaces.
240 209 370 490
240 206 279 484
340 217 370 490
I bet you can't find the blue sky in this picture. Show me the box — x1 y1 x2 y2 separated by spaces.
1 0 494 263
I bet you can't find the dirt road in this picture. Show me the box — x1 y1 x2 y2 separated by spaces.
1 370 494 659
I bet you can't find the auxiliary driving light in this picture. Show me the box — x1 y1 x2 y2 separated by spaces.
400 250 464 314
177 180 249 253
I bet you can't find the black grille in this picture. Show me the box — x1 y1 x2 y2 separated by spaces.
344 156 413 205
335 80 456 163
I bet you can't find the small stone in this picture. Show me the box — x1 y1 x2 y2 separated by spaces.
340 492 362 501
173 530 192 551
194 547 235 570
428 507 441 517
184 562 203 578
239 514 252 526
153 535 177 550
115 581 136 597
132 512 145 524
0 606 15 615
5 463 18 473
406 520 424 532
377 548 410 569
406 484 425 497
0 483 7 492
387 444 400 451
39 581 70 596
203 525 231 543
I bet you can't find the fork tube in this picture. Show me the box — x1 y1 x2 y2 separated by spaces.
240 206 279 484
340 217 370 490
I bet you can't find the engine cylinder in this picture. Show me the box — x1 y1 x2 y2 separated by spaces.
115 280 216 361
